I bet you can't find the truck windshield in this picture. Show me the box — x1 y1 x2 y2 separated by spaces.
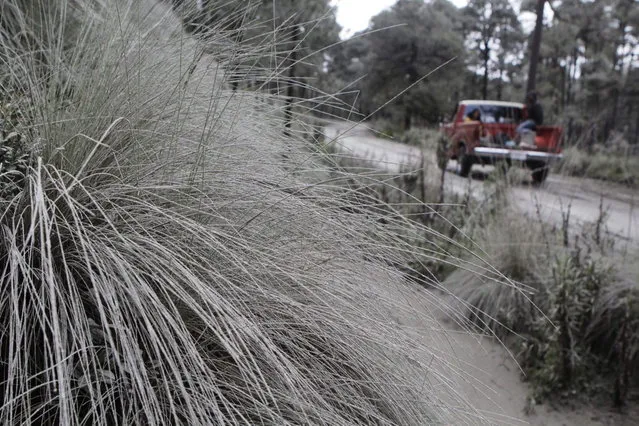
465 105 522 124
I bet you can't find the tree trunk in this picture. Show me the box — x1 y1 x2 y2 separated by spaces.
605 85 621 142
606 18 629 140
569 53 576 104
560 63 566 110
566 48 578 106
405 42 419 129
497 66 504 100
283 24 300 137
526 0 545 94
404 108 412 130
482 40 489 100
612 19 627 72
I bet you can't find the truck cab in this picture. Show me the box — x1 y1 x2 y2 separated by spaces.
440 100 563 183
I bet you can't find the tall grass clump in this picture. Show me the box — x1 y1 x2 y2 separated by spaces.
0 1 479 424
444 207 549 336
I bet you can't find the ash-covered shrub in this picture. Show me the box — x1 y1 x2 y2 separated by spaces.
0 1 482 424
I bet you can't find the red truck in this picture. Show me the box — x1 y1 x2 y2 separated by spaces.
439 100 563 183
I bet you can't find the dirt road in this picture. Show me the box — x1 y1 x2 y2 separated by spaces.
323 121 638 425
324 122 639 248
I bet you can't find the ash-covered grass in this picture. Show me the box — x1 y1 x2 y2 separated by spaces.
0 1 487 424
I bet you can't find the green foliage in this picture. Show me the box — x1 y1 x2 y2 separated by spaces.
328 0 466 126
536 0 639 144
324 0 638 146
521 253 611 400
462 0 524 100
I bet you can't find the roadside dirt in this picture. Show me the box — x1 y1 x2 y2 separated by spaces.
324 121 639 425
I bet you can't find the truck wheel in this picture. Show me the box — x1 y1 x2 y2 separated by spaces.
529 161 549 184
457 144 473 177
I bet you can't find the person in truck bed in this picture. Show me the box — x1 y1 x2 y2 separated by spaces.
516 91 543 142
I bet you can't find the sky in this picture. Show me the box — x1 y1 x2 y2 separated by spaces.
331 0 470 39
